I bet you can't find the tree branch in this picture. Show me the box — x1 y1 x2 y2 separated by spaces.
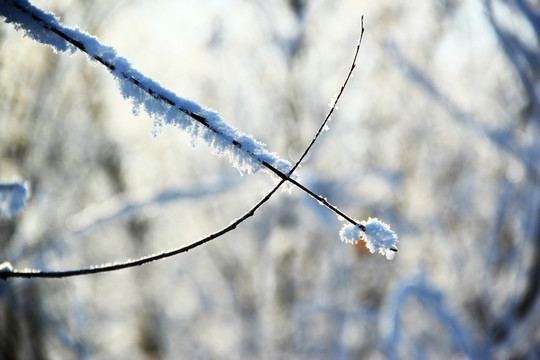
0 8 377 279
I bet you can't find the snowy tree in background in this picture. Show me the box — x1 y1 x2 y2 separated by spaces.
0 181 28 219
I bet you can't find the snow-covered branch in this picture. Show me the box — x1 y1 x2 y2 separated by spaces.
2 0 293 178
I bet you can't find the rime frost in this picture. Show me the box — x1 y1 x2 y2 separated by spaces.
362 218 399 260
339 224 363 245
0 262 14 273
0 181 29 219
1 0 293 178
340 217 398 260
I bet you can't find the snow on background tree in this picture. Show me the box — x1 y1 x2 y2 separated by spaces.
0 0 539 358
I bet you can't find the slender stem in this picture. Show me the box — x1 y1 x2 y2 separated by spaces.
289 17 364 175
1 179 286 279
263 162 366 231
280 17 366 230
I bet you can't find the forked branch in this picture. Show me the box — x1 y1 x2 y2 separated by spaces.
0 1 397 279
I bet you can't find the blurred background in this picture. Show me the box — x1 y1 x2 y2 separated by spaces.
1 0 540 358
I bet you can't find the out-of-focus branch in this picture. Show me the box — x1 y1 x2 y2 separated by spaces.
386 41 540 177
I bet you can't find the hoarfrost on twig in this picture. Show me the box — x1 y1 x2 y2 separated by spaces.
340 218 398 260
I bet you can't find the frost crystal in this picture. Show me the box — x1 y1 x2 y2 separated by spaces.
362 218 399 260
0 262 14 273
339 224 364 244
0 262 14 280
339 217 398 260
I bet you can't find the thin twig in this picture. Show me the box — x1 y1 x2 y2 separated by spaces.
289 18 364 175
1 180 286 279
283 17 366 230
1 9 366 279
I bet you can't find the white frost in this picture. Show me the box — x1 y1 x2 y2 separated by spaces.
0 262 14 273
339 217 398 260
362 217 399 260
0 181 29 219
339 224 364 245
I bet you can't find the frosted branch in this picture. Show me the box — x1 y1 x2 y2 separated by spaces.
340 218 398 260
2 0 293 178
